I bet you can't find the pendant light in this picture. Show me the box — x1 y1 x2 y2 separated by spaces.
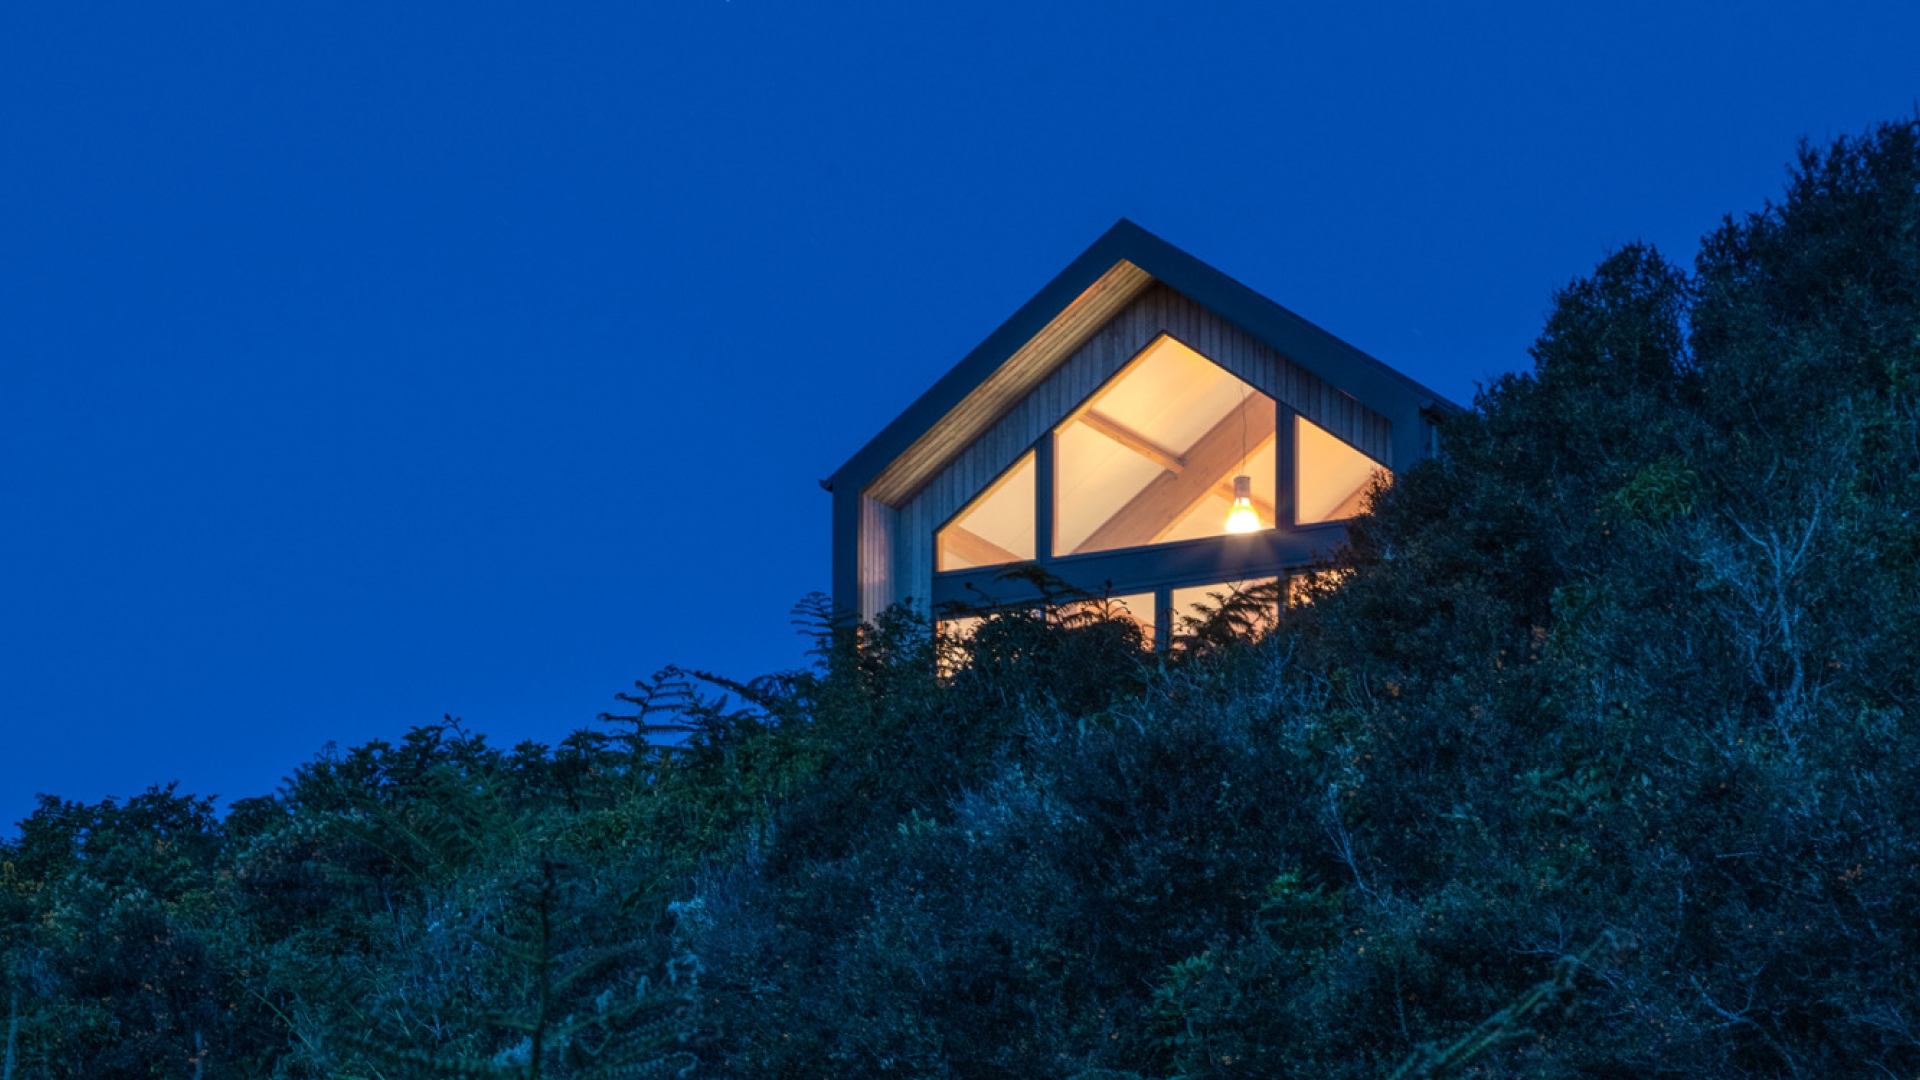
1225 380 1261 533
1225 475 1262 533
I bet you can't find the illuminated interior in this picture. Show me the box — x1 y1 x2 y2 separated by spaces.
1053 336 1276 556
1296 417 1388 524
1287 570 1350 607
934 614 986 676
932 337 1387 639
937 614 986 646
937 591 1156 666
936 451 1037 571
1081 591 1155 645
1171 578 1281 639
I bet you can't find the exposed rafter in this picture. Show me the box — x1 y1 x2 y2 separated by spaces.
1076 410 1186 473
938 525 1022 570
1076 406 1278 522
1073 396 1276 554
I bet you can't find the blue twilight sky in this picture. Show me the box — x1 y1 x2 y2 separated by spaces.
2 2 1916 831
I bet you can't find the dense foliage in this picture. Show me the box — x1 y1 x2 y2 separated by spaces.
5 120 1919 1079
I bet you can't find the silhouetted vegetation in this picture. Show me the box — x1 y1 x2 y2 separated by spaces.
4 119 1918 1078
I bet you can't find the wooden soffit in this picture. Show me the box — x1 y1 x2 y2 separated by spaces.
862 259 1153 506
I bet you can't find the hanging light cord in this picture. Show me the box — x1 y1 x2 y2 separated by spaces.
1239 381 1248 472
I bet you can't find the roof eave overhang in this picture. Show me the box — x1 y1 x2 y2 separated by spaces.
824 219 1455 504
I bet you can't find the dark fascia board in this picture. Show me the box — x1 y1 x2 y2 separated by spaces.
823 219 1457 495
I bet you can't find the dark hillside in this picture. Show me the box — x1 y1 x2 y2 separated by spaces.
3 119 1918 1079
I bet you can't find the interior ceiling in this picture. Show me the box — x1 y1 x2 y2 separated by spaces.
1079 335 1246 455
1054 336 1277 555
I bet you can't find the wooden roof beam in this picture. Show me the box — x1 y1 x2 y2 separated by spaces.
1071 395 1275 554
938 525 1024 570
1075 410 1186 473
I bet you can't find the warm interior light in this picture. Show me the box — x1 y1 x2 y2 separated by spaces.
1225 474 1262 533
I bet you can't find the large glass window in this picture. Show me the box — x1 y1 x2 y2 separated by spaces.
1296 417 1388 524
1053 336 1276 556
936 451 1037 571
932 337 1388 627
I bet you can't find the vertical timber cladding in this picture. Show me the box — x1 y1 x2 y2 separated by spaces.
880 282 1393 617
857 496 897 623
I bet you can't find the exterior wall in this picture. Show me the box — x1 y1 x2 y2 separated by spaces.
863 261 1155 507
857 495 897 622
861 283 1396 619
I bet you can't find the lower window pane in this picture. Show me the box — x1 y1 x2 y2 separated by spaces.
1171 578 1280 636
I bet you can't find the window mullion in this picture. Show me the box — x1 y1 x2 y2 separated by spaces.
1275 404 1299 530
1035 433 1055 565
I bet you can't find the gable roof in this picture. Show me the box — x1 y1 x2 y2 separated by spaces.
825 219 1452 507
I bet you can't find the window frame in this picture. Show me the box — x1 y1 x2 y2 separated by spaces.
931 334 1381 618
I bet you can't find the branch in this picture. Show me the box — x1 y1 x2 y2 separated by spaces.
1385 933 1622 1080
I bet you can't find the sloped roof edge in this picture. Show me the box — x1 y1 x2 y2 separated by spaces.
824 219 1454 502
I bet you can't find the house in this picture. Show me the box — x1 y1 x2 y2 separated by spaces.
822 220 1451 648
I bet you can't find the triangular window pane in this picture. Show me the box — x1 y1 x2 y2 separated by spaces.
936 451 1036 571
1172 578 1281 638
1296 417 1388 523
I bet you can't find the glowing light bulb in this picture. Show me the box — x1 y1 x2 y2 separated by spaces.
1225 474 1262 533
